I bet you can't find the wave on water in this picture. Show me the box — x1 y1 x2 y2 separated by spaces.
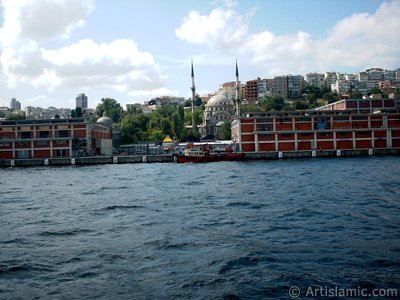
225 201 264 209
1 156 400 299
97 205 145 211
38 228 92 237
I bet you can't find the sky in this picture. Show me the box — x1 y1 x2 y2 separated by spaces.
0 0 399 109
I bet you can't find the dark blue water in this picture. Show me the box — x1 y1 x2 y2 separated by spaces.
1 156 400 299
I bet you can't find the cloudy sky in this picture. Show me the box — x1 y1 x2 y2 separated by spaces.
0 0 399 109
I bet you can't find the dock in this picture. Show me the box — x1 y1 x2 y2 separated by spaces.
0 148 399 167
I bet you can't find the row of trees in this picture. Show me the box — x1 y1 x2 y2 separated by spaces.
95 98 204 144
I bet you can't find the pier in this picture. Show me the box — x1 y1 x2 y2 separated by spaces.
1 148 399 167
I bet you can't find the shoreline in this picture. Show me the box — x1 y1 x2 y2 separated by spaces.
1 148 399 168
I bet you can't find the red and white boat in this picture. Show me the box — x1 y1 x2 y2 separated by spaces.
176 143 244 163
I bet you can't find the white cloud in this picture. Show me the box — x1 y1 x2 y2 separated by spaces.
175 6 247 51
0 0 93 46
176 0 400 75
314 0 400 70
40 39 169 94
0 0 171 103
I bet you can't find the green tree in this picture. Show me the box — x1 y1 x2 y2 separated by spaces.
323 92 340 103
146 128 163 141
120 113 151 144
96 98 123 123
6 114 26 120
369 87 384 97
350 89 363 99
71 110 76 118
240 104 262 115
294 100 310 110
260 96 285 111
194 95 202 107
220 121 232 140
75 107 83 117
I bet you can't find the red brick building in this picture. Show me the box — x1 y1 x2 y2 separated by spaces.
0 118 112 159
315 98 397 113
232 106 400 153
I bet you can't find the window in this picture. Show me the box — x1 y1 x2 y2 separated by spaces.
39 131 50 138
58 130 69 138
0 141 10 147
21 132 31 139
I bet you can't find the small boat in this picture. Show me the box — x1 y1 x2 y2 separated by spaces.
176 143 244 163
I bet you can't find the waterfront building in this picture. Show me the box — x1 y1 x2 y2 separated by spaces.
76 93 88 109
0 118 112 159
231 99 400 153
315 98 397 113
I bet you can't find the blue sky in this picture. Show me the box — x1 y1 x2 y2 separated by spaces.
0 0 399 109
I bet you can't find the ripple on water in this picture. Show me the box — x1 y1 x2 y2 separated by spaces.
0 156 399 299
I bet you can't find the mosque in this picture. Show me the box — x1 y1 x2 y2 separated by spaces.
191 61 241 140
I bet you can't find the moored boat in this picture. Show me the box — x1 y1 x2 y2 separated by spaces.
176 143 244 163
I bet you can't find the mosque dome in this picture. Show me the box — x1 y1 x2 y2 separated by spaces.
206 94 233 107
97 112 113 125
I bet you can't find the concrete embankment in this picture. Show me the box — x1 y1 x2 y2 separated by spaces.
0 149 399 168
244 148 400 160
0 155 174 168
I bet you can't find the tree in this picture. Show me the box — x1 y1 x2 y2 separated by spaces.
6 114 25 120
75 107 83 117
220 121 232 140
194 95 202 107
240 104 262 115
323 92 340 103
71 110 76 118
350 89 363 99
120 113 150 144
294 101 309 110
369 87 384 97
96 98 123 123
260 96 285 111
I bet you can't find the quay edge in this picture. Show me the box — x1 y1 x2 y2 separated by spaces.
0 149 399 168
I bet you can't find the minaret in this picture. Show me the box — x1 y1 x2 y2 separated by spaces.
191 59 197 133
235 59 241 117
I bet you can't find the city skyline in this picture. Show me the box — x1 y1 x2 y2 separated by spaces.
0 0 399 109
